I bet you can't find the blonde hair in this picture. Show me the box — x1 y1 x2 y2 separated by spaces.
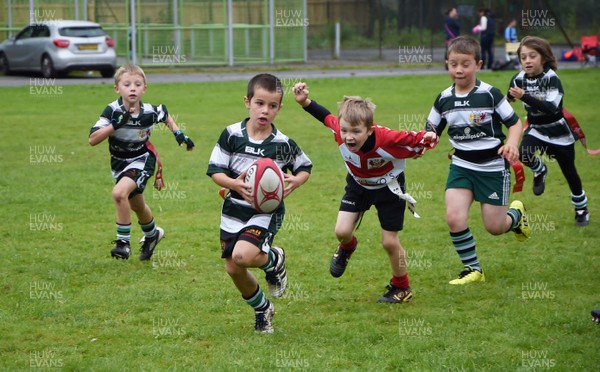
114 64 147 85
338 96 376 128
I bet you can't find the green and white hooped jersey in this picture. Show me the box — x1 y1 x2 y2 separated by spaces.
207 119 313 234
90 97 169 159
90 97 168 180
426 80 519 172
510 68 575 146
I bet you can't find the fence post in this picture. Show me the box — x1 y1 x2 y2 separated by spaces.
144 27 148 57
334 22 340 59
130 0 137 64
303 0 307 62
173 0 181 57
262 27 267 60
227 0 233 66
190 29 195 58
269 0 274 64
8 0 13 38
245 28 250 57
29 0 34 24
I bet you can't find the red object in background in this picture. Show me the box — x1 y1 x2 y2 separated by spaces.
581 35 599 65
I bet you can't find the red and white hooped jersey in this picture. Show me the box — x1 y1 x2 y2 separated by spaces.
322 113 429 190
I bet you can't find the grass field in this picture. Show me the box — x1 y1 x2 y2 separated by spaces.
1 69 599 370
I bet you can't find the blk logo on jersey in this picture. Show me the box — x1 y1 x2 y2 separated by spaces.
245 146 265 156
367 158 387 169
455 100 470 107
469 112 486 125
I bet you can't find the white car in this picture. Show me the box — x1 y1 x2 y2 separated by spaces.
0 20 116 78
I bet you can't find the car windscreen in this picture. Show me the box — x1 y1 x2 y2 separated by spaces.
59 27 106 37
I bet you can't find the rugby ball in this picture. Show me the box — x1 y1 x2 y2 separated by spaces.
245 158 285 213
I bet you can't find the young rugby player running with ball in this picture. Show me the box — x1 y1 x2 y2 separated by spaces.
208 74 312 333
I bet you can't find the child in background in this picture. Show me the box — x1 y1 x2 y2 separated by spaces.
504 18 517 43
508 36 590 226
89 64 194 260
207 74 312 333
293 82 437 303
425 36 530 285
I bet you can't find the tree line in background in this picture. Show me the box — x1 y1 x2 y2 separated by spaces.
311 0 599 48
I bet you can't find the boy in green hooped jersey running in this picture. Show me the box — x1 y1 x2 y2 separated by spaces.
207 73 312 333
508 36 590 227
89 64 194 261
424 36 531 285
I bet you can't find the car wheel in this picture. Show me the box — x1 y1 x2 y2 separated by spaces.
100 67 115 78
0 53 10 75
41 55 57 78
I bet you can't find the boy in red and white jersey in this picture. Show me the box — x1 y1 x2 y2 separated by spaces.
293 82 437 303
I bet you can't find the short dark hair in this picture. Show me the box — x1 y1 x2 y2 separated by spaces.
447 35 481 62
247 73 284 102
518 36 557 71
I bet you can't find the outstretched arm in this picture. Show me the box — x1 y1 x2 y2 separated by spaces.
293 82 311 108
391 129 438 158
421 131 439 149
293 82 334 125
164 114 195 151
